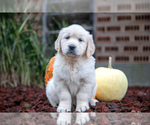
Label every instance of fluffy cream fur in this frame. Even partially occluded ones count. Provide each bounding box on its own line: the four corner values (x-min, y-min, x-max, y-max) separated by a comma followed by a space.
46, 24, 98, 112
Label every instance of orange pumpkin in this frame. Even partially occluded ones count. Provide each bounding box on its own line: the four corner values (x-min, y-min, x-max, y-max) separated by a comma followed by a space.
45, 56, 55, 86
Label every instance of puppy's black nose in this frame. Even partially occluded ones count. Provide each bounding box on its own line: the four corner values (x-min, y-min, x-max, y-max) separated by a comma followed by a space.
69, 44, 76, 50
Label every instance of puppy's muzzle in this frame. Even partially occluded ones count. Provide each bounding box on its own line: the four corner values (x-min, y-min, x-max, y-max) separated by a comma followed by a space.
67, 44, 76, 55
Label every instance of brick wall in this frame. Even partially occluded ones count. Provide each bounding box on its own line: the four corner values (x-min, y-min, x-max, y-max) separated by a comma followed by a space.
95, 13, 150, 64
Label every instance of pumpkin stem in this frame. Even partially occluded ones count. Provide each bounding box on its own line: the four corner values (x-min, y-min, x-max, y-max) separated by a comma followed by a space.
108, 56, 112, 68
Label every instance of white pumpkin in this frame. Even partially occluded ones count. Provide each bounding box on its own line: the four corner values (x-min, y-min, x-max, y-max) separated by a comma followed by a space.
95, 57, 128, 101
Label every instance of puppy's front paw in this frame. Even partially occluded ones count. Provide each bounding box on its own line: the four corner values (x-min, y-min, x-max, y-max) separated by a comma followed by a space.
57, 113, 71, 125
76, 113, 90, 125
57, 105, 71, 112
76, 104, 90, 112
90, 99, 98, 106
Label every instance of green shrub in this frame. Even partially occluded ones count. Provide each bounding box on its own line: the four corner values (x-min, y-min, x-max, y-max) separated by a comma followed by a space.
0, 13, 47, 87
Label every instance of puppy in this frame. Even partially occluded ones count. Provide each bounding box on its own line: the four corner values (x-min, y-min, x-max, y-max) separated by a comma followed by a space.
46, 24, 98, 112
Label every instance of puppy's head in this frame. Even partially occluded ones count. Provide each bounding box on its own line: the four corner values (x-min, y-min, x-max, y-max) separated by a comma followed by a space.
55, 24, 95, 58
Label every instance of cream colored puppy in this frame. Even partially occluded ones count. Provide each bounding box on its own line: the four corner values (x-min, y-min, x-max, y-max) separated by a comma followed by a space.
46, 24, 98, 112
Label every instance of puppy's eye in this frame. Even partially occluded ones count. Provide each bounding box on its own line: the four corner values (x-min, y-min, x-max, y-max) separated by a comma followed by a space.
65, 36, 70, 40
78, 38, 83, 42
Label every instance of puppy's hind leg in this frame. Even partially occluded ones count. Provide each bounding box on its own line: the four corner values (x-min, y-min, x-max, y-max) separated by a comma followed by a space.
90, 84, 98, 106
46, 79, 59, 107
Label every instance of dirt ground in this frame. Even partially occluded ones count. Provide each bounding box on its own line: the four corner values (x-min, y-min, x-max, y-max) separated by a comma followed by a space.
0, 86, 149, 112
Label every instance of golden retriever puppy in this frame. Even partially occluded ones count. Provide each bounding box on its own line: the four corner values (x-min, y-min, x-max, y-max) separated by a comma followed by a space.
46, 24, 98, 112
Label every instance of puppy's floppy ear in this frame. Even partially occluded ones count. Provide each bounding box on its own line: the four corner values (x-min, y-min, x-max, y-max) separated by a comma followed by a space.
86, 34, 95, 58
55, 29, 63, 52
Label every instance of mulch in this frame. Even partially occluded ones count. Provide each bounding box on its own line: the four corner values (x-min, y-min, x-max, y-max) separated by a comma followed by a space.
0, 86, 149, 112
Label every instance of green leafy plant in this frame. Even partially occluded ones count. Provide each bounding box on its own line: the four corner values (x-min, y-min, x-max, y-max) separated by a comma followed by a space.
0, 13, 47, 87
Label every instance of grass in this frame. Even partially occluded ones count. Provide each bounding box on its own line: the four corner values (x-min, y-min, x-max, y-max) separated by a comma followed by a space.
0, 11, 70, 88
0, 13, 47, 88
